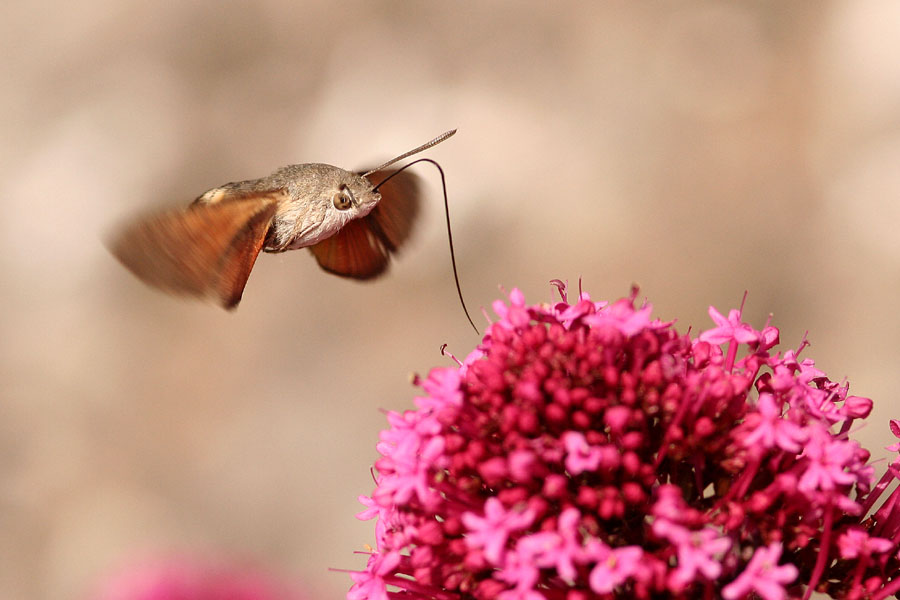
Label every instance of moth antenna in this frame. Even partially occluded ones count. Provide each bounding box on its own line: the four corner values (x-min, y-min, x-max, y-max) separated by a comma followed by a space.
362, 130, 457, 178
372, 158, 478, 334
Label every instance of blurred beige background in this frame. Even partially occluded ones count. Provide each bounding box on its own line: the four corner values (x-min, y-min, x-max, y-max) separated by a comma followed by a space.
3, 1, 899, 599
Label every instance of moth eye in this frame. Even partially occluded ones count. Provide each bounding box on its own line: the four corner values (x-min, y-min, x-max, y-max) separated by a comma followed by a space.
332, 187, 354, 211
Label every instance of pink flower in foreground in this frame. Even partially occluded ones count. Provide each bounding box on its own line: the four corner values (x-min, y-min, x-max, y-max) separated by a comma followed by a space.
587, 543, 643, 594
92, 558, 299, 600
349, 283, 900, 599
722, 543, 798, 600
463, 497, 536, 564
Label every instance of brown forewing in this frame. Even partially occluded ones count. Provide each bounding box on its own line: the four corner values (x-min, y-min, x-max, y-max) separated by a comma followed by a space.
213, 199, 280, 308
109, 193, 280, 308
308, 168, 421, 279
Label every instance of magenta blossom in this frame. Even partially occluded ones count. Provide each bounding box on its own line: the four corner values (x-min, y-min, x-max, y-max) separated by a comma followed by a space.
349, 283, 900, 599
91, 557, 300, 600
722, 543, 798, 600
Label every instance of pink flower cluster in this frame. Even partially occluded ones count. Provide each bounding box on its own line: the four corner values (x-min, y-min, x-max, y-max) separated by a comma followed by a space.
349, 283, 900, 600
92, 558, 298, 600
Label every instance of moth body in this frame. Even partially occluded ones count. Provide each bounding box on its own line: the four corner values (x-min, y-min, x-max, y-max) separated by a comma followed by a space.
109, 130, 454, 309
194, 164, 382, 252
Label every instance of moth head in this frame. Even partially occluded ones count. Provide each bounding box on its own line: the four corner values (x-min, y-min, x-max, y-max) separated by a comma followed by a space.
261, 165, 383, 251
307, 167, 380, 220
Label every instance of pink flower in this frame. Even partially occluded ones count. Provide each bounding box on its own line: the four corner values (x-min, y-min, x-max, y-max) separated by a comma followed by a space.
651, 507, 731, 589
462, 498, 536, 564
699, 306, 760, 346
837, 527, 894, 559
355, 494, 380, 521
507, 508, 582, 582
587, 543, 643, 594
798, 425, 860, 493
888, 419, 900, 452
561, 431, 605, 475
740, 393, 807, 454
583, 297, 654, 336
347, 552, 399, 600
722, 543, 798, 600
92, 558, 299, 600
668, 527, 732, 588
348, 283, 900, 599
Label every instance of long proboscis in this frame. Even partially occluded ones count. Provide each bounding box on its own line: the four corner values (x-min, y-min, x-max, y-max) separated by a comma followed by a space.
362, 130, 457, 178
372, 157, 478, 334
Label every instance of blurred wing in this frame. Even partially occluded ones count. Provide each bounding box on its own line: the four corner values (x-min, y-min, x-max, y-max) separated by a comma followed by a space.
308, 168, 421, 279
362, 167, 421, 252
109, 193, 280, 308
307, 218, 391, 279
213, 199, 280, 308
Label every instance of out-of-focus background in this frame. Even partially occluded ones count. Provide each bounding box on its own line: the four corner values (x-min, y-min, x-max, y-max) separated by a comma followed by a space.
3, 2, 899, 598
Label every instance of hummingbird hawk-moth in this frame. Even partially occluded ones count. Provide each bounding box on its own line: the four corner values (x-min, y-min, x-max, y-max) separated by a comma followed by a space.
109, 130, 475, 329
